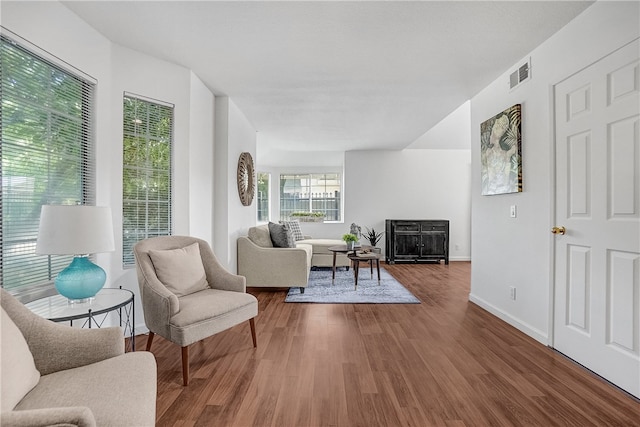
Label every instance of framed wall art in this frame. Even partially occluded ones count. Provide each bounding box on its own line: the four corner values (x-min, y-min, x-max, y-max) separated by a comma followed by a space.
480, 104, 522, 195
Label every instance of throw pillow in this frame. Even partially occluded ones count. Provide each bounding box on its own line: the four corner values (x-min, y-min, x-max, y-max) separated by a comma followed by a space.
280, 220, 304, 241
1, 307, 41, 411
268, 222, 295, 248
248, 224, 273, 248
148, 242, 209, 297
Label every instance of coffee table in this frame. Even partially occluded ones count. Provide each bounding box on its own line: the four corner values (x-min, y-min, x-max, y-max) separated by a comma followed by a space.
347, 251, 382, 290
328, 244, 372, 284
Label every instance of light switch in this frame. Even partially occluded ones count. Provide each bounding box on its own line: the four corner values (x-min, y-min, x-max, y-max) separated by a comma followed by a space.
510, 205, 517, 218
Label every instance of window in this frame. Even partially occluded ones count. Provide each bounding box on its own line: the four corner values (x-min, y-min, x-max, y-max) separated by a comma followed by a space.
257, 172, 270, 222
1, 35, 96, 294
279, 173, 341, 221
122, 94, 173, 266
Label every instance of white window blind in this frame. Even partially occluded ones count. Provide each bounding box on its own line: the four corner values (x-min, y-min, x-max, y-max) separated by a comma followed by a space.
122, 94, 173, 266
1, 34, 96, 293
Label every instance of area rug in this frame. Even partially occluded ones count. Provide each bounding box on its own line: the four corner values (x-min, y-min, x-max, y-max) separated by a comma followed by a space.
285, 267, 420, 304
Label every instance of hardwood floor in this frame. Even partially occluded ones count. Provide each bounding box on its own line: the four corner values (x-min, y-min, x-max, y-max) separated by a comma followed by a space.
139, 262, 640, 426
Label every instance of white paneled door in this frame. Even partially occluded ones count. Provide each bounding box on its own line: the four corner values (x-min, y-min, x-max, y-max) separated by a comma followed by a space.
554, 39, 640, 398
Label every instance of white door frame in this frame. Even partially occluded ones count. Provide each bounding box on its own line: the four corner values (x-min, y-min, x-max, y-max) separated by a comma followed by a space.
548, 37, 640, 350
548, 37, 640, 398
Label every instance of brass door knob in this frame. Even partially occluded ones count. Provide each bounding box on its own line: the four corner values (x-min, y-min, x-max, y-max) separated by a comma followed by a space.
551, 226, 566, 235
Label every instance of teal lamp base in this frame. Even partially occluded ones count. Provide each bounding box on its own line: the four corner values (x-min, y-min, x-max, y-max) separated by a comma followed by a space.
55, 256, 106, 301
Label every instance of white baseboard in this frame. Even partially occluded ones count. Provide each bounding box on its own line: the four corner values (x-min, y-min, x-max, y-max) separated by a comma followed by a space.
468, 293, 549, 345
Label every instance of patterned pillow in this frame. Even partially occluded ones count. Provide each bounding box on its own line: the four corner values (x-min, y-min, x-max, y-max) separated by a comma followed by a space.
268, 222, 295, 248
281, 220, 304, 241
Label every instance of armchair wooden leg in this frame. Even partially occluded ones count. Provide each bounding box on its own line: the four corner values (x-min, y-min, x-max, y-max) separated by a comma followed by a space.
146, 332, 155, 351
249, 318, 257, 348
182, 346, 189, 386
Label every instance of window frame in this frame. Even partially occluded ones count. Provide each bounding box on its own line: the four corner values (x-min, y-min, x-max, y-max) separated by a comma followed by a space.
278, 172, 343, 222
121, 92, 174, 267
0, 31, 97, 301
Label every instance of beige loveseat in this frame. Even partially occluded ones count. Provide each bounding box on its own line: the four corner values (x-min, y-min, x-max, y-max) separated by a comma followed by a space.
238, 225, 312, 293
0, 288, 157, 427
237, 224, 353, 294
237, 224, 313, 293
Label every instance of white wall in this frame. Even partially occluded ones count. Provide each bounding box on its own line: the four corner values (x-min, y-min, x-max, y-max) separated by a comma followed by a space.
408, 101, 471, 150
345, 150, 471, 260
469, 1, 640, 343
258, 149, 345, 169
189, 72, 215, 244
214, 97, 230, 263
214, 97, 257, 272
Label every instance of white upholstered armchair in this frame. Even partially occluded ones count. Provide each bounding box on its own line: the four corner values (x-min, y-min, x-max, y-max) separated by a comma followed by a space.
0, 289, 156, 427
133, 235, 258, 386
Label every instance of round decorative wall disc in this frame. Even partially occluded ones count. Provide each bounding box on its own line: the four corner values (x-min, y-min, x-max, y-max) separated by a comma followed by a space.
237, 152, 255, 206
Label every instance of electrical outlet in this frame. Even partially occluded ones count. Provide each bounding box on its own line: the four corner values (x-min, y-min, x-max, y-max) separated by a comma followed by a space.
509, 286, 517, 300
510, 205, 517, 218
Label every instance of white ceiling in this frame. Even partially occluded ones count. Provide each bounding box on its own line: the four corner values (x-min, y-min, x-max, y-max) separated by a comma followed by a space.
62, 0, 593, 155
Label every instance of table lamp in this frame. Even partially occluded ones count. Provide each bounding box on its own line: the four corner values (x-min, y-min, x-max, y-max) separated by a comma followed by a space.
36, 205, 115, 301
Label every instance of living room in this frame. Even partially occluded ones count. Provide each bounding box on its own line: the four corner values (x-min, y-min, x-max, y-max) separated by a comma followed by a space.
2, 0, 639, 425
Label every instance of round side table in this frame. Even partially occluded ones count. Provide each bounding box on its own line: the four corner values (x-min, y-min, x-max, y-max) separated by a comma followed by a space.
328, 244, 373, 284
347, 252, 382, 290
25, 287, 135, 351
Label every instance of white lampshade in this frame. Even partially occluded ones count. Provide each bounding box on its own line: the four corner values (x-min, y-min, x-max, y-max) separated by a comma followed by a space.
36, 205, 115, 255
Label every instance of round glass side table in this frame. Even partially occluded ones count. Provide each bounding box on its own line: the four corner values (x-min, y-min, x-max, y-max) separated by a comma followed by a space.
25, 287, 135, 351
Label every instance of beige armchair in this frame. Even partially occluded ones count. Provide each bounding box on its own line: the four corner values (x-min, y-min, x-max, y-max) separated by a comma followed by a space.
133, 235, 258, 386
237, 225, 313, 293
0, 289, 156, 427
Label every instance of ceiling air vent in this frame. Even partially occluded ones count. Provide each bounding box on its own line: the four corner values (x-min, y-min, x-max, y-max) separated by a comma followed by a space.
509, 58, 531, 91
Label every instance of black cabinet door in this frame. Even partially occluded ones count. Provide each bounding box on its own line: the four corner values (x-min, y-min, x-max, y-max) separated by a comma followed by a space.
394, 234, 421, 257
420, 232, 446, 257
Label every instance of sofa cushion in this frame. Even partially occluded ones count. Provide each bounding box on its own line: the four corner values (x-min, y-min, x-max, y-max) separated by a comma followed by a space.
15, 352, 157, 427
280, 220, 304, 241
297, 238, 345, 255
0, 307, 41, 412
248, 224, 273, 248
148, 242, 208, 297
171, 289, 258, 346
268, 222, 295, 248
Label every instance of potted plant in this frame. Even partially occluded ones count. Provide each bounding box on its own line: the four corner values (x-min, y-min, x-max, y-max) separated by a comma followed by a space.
364, 227, 384, 253
290, 211, 326, 222
342, 233, 358, 250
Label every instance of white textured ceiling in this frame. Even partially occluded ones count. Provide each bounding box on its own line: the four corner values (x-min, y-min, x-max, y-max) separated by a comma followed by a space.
62, 1, 593, 155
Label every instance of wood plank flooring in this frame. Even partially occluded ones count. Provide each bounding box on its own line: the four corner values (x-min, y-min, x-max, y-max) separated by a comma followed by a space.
139, 262, 640, 426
